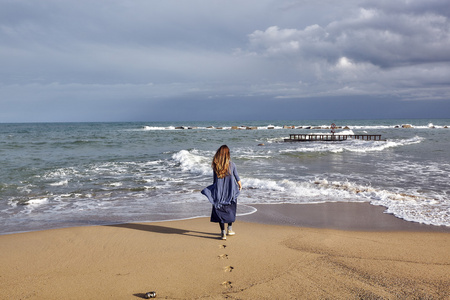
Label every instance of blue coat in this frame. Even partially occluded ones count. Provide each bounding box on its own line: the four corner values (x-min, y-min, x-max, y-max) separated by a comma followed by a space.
201, 162, 241, 209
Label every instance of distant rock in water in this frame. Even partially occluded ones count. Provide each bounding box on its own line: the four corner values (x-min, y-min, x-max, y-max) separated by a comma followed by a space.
402, 124, 413, 128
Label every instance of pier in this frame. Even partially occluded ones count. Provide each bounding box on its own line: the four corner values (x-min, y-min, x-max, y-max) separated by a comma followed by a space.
284, 134, 384, 142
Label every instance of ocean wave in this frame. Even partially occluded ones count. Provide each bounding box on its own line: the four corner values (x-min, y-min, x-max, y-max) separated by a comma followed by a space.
280, 136, 423, 154
49, 180, 68, 186
140, 123, 449, 131
26, 198, 49, 207
2, 121, 448, 235
240, 177, 449, 226
264, 137, 285, 143
143, 125, 176, 130
171, 149, 211, 176
7, 197, 50, 214
311, 179, 449, 226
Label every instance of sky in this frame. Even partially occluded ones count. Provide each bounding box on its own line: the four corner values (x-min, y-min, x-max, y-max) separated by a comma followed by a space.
1, 0, 450, 122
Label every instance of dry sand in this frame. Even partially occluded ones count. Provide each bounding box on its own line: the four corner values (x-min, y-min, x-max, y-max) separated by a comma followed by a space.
1, 204, 449, 299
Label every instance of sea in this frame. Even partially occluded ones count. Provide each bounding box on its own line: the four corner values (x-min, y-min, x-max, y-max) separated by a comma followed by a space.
1, 119, 449, 235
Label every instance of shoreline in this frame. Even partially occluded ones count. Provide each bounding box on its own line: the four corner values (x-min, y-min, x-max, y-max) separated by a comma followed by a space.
1, 202, 449, 299
240, 202, 450, 232
1, 202, 449, 236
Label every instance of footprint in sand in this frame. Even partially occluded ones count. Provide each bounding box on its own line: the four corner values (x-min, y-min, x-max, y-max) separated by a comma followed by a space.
224, 266, 234, 272
221, 281, 233, 288
218, 254, 229, 259
219, 244, 227, 249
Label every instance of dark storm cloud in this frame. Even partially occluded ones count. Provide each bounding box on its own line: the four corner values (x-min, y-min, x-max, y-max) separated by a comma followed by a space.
0, 0, 449, 122
242, 2, 450, 103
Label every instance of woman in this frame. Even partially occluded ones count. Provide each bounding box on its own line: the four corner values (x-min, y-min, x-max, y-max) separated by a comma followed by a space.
201, 145, 242, 240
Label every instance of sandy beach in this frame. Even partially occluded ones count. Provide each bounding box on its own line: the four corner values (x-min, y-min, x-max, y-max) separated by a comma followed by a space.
1, 203, 449, 299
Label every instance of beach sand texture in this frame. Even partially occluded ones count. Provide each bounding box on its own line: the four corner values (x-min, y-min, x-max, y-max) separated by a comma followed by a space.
1, 205, 449, 300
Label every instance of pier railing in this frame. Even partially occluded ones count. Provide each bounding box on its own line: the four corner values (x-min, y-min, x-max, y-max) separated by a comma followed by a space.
284, 134, 383, 142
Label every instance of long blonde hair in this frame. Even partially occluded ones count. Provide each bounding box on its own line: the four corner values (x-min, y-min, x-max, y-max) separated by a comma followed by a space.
212, 145, 231, 178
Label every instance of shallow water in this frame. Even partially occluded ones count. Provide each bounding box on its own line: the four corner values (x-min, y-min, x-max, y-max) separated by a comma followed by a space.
1, 119, 449, 234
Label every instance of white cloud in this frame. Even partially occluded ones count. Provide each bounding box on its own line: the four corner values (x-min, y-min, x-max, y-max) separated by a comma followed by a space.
336, 57, 353, 68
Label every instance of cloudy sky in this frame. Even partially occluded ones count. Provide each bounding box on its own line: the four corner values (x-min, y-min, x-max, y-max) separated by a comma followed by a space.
1, 0, 449, 122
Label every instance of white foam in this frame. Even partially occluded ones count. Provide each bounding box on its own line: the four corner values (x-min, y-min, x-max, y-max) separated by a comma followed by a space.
258, 124, 283, 130
17, 184, 33, 194
172, 150, 211, 175
143, 160, 163, 166
370, 191, 449, 226
18, 198, 49, 214
139, 123, 449, 131
50, 180, 68, 186
239, 177, 449, 226
281, 136, 423, 154
265, 137, 285, 143
27, 198, 49, 207
244, 178, 286, 192
338, 130, 355, 135
143, 126, 175, 130
242, 178, 363, 203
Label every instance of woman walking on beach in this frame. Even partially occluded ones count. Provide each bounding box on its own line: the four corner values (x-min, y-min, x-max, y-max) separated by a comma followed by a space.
201, 145, 242, 240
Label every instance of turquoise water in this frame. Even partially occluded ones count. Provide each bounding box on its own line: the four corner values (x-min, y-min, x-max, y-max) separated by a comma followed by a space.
1, 119, 449, 234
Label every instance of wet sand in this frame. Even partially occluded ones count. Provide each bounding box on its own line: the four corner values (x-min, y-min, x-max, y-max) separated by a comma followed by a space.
241, 202, 450, 232
0, 203, 449, 299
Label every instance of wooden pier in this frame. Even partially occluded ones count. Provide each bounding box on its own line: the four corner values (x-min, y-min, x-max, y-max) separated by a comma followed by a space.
284, 134, 384, 142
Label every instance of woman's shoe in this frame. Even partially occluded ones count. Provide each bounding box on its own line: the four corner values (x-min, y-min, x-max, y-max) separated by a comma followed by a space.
227, 230, 235, 236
